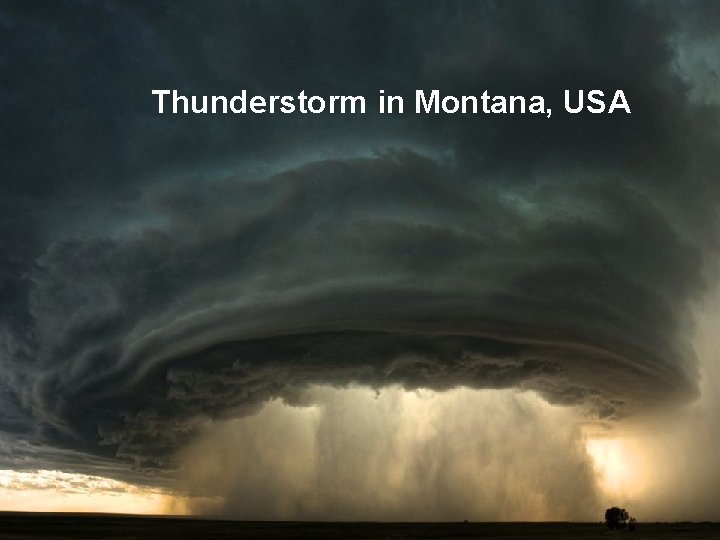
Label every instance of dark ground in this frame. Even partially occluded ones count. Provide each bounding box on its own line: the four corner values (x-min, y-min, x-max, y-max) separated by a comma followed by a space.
0, 513, 718, 540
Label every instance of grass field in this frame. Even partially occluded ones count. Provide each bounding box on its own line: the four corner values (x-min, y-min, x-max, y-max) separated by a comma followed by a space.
0, 513, 719, 539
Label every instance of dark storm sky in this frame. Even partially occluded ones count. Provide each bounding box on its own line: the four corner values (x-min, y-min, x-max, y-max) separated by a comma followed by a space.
0, 0, 719, 481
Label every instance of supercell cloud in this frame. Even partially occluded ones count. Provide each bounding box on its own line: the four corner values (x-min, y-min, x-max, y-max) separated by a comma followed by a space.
1, 0, 719, 509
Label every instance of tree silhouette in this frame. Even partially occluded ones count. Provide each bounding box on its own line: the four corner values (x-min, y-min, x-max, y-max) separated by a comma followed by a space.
604, 507, 629, 529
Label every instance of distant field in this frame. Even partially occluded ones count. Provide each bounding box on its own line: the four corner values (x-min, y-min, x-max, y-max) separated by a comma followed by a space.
0, 513, 718, 539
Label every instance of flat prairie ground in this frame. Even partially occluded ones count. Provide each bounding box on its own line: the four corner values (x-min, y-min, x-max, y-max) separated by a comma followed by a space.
0, 513, 718, 539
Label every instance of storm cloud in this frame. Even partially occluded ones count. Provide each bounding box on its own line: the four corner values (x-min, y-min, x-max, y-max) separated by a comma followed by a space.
1, 0, 719, 513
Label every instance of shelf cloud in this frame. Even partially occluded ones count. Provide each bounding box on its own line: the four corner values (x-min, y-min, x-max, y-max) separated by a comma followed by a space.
1, 0, 718, 518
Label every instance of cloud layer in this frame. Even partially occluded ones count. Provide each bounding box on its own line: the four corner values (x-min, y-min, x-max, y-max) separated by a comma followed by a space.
1, 0, 719, 506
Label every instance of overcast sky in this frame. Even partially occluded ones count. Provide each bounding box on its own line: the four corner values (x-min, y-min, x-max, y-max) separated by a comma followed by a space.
1, 0, 719, 520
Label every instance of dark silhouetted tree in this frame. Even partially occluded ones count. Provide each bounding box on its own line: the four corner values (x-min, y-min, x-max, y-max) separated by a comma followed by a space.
605, 507, 629, 529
